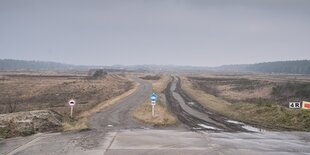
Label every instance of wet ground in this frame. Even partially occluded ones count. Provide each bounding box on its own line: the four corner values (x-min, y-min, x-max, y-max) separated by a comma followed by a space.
1, 76, 310, 155
104, 129, 310, 155
165, 76, 263, 132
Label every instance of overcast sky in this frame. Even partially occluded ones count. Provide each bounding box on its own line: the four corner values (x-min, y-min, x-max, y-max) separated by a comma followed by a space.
0, 0, 309, 66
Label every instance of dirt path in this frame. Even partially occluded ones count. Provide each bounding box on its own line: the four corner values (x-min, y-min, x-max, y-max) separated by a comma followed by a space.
165, 76, 254, 132
90, 77, 153, 130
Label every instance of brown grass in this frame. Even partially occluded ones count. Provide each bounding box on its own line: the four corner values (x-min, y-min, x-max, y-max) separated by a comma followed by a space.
62, 117, 89, 131
133, 75, 176, 125
132, 99, 176, 126
230, 103, 310, 131
0, 74, 132, 114
151, 75, 171, 93
186, 72, 310, 83
188, 76, 273, 102
218, 85, 273, 101
63, 81, 139, 131
0, 73, 137, 131
181, 76, 310, 131
181, 77, 232, 114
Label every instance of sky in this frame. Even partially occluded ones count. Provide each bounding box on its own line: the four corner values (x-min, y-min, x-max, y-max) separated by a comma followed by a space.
0, 0, 310, 66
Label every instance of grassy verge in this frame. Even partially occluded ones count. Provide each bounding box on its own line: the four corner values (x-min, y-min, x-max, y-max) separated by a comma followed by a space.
133, 75, 177, 126
62, 82, 139, 131
0, 120, 35, 138
132, 99, 176, 126
181, 77, 310, 131
151, 75, 171, 93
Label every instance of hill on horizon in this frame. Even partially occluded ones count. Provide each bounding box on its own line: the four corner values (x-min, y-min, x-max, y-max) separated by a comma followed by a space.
0, 59, 76, 71
0, 59, 310, 74
213, 60, 310, 74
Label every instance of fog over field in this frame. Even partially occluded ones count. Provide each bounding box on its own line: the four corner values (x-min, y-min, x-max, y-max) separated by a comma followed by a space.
0, 0, 309, 66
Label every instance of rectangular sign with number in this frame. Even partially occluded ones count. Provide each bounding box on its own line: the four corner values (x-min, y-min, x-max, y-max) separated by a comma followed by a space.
289, 102, 301, 109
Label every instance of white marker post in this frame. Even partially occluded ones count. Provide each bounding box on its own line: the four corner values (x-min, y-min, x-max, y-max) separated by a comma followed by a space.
68, 99, 76, 117
152, 103, 155, 117
150, 93, 157, 117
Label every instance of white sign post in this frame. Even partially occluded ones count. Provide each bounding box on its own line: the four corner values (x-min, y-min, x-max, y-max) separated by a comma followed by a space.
151, 103, 155, 117
68, 99, 76, 117
150, 93, 157, 117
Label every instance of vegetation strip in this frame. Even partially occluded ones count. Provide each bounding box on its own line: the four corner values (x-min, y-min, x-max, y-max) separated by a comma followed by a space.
132, 75, 176, 126
181, 76, 310, 131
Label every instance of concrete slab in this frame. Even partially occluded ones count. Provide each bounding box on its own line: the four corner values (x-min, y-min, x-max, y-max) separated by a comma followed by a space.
104, 129, 310, 155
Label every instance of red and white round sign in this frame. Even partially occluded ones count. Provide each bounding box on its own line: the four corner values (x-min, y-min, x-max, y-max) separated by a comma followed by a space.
68, 99, 76, 106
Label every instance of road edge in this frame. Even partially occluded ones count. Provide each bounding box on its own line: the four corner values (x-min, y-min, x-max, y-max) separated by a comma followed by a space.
63, 79, 140, 131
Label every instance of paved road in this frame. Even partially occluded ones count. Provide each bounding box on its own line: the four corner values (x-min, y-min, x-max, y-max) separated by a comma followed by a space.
0, 78, 152, 155
103, 129, 310, 155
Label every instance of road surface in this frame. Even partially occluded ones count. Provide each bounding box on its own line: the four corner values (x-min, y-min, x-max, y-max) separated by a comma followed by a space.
104, 129, 310, 155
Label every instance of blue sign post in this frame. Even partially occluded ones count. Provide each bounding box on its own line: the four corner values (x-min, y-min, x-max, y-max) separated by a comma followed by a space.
150, 93, 157, 104
150, 93, 157, 117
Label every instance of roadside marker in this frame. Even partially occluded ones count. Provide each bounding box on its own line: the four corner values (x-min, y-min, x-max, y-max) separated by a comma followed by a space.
68, 99, 76, 117
289, 102, 301, 109
302, 101, 310, 109
150, 93, 157, 117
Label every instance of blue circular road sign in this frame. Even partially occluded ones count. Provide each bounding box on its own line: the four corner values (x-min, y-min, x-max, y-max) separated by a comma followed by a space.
150, 93, 157, 102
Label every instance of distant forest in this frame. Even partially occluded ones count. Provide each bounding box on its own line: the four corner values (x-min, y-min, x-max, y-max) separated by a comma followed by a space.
0, 59, 75, 71
214, 60, 310, 74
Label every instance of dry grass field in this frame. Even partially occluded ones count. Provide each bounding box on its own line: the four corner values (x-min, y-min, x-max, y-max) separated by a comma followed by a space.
188, 76, 273, 103
0, 71, 139, 136
0, 73, 133, 117
187, 73, 310, 105
132, 99, 177, 126
181, 73, 310, 131
150, 75, 171, 93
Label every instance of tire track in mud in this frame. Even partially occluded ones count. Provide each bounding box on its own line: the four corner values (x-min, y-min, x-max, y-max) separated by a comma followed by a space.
165, 76, 248, 132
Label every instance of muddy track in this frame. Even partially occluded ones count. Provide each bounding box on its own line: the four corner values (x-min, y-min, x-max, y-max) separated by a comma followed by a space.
165, 76, 248, 132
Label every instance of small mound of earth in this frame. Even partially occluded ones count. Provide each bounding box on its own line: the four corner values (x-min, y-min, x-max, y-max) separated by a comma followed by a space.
0, 110, 63, 138
140, 75, 161, 80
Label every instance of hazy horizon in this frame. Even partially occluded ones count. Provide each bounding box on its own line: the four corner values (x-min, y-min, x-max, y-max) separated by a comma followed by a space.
2, 58, 310, 68
1, 0, 310, 67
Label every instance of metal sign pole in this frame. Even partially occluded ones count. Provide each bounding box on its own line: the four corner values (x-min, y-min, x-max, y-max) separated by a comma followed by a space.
152, 104, 155, 117
150, 93, 157, 118
70, 106, 73, 117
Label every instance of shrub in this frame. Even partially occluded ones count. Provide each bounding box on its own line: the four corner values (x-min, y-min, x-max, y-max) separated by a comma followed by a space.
272, 82, 310, 99
256, 98, 273, 107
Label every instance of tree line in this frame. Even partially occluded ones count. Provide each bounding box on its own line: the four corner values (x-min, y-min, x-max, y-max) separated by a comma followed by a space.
214, 60, 310, 74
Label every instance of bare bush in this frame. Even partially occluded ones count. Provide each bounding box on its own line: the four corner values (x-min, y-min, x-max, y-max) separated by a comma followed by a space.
5, 95, 17, 113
